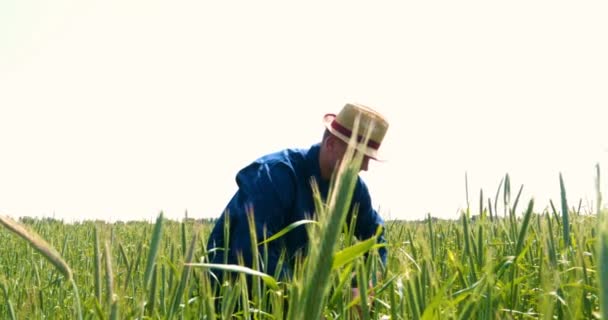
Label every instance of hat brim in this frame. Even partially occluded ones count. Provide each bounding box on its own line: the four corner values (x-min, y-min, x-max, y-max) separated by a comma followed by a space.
323, 113, 385, 162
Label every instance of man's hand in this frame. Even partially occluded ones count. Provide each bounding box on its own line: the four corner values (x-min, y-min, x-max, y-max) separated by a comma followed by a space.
350, 278, 376, 319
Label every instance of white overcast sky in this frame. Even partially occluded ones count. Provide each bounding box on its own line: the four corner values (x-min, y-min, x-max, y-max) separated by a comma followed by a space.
1, 1, 607, 222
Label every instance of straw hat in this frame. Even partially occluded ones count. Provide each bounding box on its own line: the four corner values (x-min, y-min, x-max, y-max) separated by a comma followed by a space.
323, 103, 389, 160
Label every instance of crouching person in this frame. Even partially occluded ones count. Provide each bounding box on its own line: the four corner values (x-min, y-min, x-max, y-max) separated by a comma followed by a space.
206, 102, 390, 317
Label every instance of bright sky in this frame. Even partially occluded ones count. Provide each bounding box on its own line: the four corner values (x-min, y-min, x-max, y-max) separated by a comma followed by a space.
1, 1, 607, 222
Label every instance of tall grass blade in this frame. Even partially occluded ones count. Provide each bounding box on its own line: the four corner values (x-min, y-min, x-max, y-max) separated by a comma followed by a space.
181, 218, 187, 258
168, 230, 198, 319
462, 211, 471, 261
427, 213, 436, 258
511, 184, 524, 216
118, 243, 130, 271
515, 199, 534, 260
160, 264, 167, 315
465, 172, 470, 210
504, 173, 511, 217
545, 212, 558, 267
104, 241, 119, 320
94, 226, 102, 305
493, 177, 504, 219
549, 200, 562, 227
560, 173, 571, 247
600, 219, 608, 320
1, 277, 16, 320
479, 189, 484, 217
104, 241, 114, 304
245, 209, 263, 306
597, 163, 602, 215
477, 219, 484, 269
124, 242, 142, 291
599, 163, 608, 320
355, 260, 371, 320
70, 278, 83, 320
147, 265, 158, 317
508, 199, 534, 311
144, 212, 164, 289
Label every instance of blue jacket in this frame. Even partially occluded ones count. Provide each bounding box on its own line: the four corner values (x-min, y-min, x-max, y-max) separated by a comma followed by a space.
206, 143, 387, 279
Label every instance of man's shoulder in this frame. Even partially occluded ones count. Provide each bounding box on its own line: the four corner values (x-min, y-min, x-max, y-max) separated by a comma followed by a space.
235, 145, 315, 188
254, 144, 316, 168
353, 176, 372, 200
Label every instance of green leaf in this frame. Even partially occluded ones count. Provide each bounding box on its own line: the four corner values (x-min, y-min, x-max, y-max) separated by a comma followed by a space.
331, 228, 385, 270
144, 212, 164, 289
186, 263, 279, 290
332, 237, 381, 270
258, 220, 318, 245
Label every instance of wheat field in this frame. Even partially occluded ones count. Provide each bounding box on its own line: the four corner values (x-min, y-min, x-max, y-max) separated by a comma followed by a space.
0, 157, 605, 319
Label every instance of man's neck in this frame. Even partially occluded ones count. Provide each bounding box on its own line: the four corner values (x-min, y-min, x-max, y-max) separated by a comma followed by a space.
318, 147, 332, 181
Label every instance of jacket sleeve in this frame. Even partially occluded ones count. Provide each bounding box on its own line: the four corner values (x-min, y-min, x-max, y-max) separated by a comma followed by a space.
352, 181, 387, 266
223, 160, 296, 278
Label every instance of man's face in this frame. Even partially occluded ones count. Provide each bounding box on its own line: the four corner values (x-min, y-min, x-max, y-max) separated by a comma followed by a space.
328, 137, 370, 173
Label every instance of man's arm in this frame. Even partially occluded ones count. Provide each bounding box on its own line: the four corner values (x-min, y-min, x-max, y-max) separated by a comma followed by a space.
352, 182, 387, 266
227, 161, 296, 278
350, 182, 387, 317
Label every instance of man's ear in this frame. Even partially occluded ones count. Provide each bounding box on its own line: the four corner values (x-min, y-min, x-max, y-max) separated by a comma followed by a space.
324, 135, 338, 151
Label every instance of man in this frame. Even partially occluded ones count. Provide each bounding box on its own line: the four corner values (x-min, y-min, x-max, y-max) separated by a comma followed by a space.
206, 102, 389, 284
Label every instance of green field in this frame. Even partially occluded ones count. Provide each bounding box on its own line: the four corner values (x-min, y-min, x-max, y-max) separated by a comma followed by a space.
0, 208, 606, 319
1, 157, 606, 319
